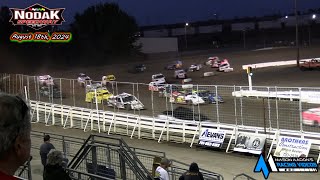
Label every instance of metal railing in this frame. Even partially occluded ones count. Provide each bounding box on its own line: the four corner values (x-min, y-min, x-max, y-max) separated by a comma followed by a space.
168, 159, 224, 180
233, 173, 257, 180
30, 131, 224, 180
14, 156, 32, 180
67, 134, 154, 180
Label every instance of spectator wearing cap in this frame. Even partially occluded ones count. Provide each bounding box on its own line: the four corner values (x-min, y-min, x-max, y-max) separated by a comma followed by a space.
179, 162, 204, 180
40, 135, 55, 168
0, 93, 31, 180
155, 157, 171, 180
43, 149, 71, 180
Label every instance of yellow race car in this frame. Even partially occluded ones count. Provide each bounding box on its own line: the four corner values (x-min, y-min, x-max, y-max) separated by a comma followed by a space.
102, 75, 116, 86
85, 89, 113, 103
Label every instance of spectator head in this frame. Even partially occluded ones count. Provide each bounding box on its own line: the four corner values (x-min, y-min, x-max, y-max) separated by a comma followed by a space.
0, 93, 31, 175
44, 135, 51, 142
160, 157, 172, 169
189, 162, 200, 172
47, 149, 64, 166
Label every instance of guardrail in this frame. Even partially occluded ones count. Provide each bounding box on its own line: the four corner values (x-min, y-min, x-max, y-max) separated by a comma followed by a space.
29, 100, 320, 164
242, 57, 320, 69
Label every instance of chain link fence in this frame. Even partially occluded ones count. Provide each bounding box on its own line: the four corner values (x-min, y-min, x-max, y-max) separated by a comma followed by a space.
1, 73, 320, 133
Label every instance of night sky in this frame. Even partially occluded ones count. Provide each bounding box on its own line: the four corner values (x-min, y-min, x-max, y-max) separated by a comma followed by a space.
1, 0, 320, 27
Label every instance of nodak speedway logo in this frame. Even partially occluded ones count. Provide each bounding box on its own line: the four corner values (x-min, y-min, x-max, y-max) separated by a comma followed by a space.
254, 154, 318, 179
9, 3, 71, 43
9, 3, 65, 30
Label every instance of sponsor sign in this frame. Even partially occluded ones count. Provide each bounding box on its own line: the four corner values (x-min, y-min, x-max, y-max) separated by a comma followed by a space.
198, 128, 226, 148
233, 133, 266, 154
9, 3, 65, 30
254, 154, 318, 179
274, 136, 312, 157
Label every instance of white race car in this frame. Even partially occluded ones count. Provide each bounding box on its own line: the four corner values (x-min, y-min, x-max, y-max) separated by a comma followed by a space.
174, 69, 187, 79
106, 93, 144, 110
189, 64, 202, 72
152, 73, 166, 84
218, 60, 233, 72
169, 94, 205, 105
148, 82, 166, 91
205, 57, 220, 66
37, 75, 54, 86
77, 73, 91, 87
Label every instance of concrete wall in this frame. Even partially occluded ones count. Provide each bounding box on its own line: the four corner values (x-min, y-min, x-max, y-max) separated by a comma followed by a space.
259, 20, 281, 29
143, 29, 168, 37
172, 27, 195, 36
231, 22, 255, 31
135, 37, 178, 54
199, 25, 222, 33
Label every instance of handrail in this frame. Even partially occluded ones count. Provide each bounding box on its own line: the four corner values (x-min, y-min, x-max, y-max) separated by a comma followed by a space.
66, 167, 115, 180
68, 134, 93, 169
233, 173, 257, 180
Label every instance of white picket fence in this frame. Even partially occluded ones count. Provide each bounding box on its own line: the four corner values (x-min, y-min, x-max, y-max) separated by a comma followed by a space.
29, 100, 320, 163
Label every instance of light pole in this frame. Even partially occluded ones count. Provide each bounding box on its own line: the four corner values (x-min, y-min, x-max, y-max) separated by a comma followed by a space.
242, 30, 246, 49
295, 0, 300, 67
309, 14, 316, 46
185, 23, 189, 49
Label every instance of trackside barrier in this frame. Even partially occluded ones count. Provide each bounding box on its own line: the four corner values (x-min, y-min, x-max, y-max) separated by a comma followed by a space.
29, 100, 320, 163
242, 57, 320, 70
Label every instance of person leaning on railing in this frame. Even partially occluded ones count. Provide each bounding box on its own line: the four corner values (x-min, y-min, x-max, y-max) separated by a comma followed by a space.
179, 162, 204, 180
0, 93, 32, 180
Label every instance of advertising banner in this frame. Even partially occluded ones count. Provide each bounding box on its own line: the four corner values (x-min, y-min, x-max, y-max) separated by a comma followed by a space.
198, 128, 226, 148
234, 133, 266, 154
274, 136, 312, 157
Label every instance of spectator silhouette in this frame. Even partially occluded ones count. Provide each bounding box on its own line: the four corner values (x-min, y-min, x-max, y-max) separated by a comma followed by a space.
43, 150, 71, 180
40, 135, 55, 168
0, 93, 31, 179
179, 162, 204, 180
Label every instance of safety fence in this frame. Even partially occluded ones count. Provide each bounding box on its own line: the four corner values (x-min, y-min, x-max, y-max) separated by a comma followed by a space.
1, 73, 320, 133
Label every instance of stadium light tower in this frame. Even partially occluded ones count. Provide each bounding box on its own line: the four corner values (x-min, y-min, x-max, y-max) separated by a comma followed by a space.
185, 23, 189, 49
295, 0, 300, 67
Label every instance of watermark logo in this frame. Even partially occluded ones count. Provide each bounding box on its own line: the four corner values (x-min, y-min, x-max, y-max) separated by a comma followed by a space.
254, 154, 318, 179
9, 3, 65, 30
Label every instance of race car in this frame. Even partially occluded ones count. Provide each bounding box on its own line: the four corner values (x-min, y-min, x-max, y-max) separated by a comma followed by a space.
188, 90, 224, 104
158, 85, 181, 98
157, 107, 210, 121
165, 60, 183, 70
106, 93, 144, 110
174, 69, 187, 79
102, 75, 116, 86
135, 64, 146, 72
188, 64, 202, 72
152, 73, 166, 84
39, 85, 65, 98
205, 57, 220, 66
302, 107, 320, 126
217, 59, 233, 72
169, 94, 205, 105
148, 82, 166, 91
37, 75, 54, 86
86, 83, 104, 92
300, 59, 320, 71
85, 89, 113, 103
77, 73, 91, 87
